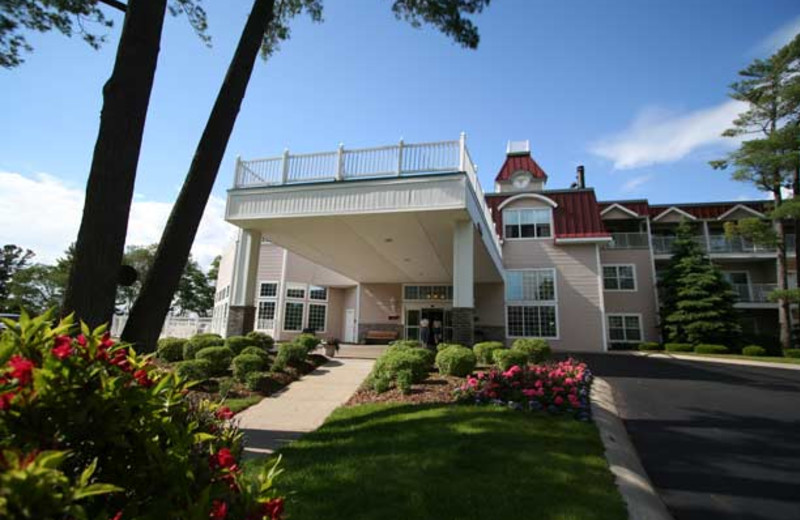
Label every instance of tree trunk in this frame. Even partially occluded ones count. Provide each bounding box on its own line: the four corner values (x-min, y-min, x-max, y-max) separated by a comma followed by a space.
62, 0, 168, 328
122, 0, 276, 350
776, 210, 792, 350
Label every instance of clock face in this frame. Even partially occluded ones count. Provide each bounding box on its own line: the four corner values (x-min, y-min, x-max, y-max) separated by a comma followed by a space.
512, 174, 531, 189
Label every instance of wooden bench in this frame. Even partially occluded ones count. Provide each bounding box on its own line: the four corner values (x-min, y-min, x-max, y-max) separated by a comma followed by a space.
364, 330, 399, 344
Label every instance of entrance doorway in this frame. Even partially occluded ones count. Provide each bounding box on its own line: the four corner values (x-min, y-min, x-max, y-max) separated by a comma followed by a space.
405, 306, 453, 345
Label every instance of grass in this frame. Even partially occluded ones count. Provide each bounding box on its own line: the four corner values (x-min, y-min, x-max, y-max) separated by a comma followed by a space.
247, 403, 626, 520
666, 351, 800, 365
224, 394, 264, 414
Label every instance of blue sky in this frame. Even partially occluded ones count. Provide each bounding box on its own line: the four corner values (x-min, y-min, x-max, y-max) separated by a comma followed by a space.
1, 0, 799, 264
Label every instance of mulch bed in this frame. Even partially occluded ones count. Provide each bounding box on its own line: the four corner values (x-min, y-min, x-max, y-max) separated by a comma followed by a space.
346, 371, 464, 406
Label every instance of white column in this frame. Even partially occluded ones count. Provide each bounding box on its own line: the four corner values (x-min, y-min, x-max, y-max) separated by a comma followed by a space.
453, 220, 474, 307
230, 229, 261, 307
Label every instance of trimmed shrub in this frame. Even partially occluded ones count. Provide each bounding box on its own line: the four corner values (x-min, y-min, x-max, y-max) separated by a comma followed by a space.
370, 347, 432, 388
783, 349, 800, 358
293, 333, 320, 354
195, 346, 234, 376
694, 344, 729, 355
389, 339, 422, 349
184, 333, 224, 360
246, 331, 274, 351
436, 342, 464, 352
274, 343, 308, 370
174, 358, 213, 382
240, 345, 270, 361
372, 373, 391, 394
245, 371, 273, 392
493, 349, 529, 371
473, 342, 505, 364
218, 377, 235, 398
638, 342, 663, 351
665, 343, 693, 353
396, 369, 414, 395
157, 337, 187, 362
224, 336, 253, 356
511, 338, 551, 363
742, 345, 767, 357
435, 346, 477, 377
232, 354, 267, 382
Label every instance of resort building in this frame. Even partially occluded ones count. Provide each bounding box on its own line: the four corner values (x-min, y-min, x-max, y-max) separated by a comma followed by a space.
211, 136, 788, 351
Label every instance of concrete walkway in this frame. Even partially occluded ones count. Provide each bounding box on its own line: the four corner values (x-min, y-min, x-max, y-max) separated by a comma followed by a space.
237, 357, 374, 455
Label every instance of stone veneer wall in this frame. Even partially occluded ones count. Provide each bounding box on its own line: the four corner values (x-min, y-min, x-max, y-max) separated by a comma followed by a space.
226, 305, 255, 337
451, 307, 474, 346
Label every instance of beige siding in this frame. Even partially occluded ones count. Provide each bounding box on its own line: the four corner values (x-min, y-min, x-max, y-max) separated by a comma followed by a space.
359, 284, 402, 324
257, 243, 284, 283
284, 250, 356, 287
599, 248, 659, 342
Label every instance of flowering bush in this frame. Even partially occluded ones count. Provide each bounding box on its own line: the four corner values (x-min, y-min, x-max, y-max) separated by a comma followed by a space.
454, 358, 593, 420
0, 311, 285, 519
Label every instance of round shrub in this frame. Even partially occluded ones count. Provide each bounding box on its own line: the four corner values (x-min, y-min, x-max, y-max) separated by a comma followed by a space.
224, 335, 253, 355
389, 339, 422, 349
195, 346, 234, 376
435, 346, 477, 377
293, 333, 320, 354
396, 369, 414, 395
492, 349, 528, 371
240, 345, 270, 361
742, 345, 767, 357
246, 331, 274, 351
436, 342, 464, 352
473, 341, 505, 364
638, 342, 663, 351
512, 338, 551, 363
157, 337, 187, 362
184, 333, 224, 360
274, 343, 308, 370
783, 349, 800, 358
245, 371, 274, 392
694, 344, 729, 355
175, 358, 213, 382
371, 349, 431, 384
371, 373, 391, 393
664, 343, 693, 353
232, 354, 267, 382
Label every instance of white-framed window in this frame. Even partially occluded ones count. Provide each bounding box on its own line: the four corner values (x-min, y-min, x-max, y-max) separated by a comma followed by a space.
403, 285, 453, 301
506, 268, 558, 338
607, 314, 642, 343
260, 282, 278, 298
256, 301, 276, 330
284, 301, 304, 331
503, 208, 552, 239
286, 284, 306, 300
308, 303, 327, 332
309, 285, 328, 301
603, 264, 636, 291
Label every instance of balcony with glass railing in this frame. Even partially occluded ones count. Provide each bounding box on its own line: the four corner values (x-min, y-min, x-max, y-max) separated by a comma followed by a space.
652, 234, 796, 256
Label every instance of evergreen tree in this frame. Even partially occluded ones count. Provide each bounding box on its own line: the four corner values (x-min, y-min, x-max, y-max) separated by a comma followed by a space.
659, 221, 740, 345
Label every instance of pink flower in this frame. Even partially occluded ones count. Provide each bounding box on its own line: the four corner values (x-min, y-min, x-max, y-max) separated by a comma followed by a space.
133, 369, 153, 388
261, 497, 285, 520
209, 500, 228, 520
554, 396, 564, 406
216, 406, 235, 420
8, 355, 34, 386
522, 389, 537, 397
0, 390, 15, 410
111, 511, 123, 520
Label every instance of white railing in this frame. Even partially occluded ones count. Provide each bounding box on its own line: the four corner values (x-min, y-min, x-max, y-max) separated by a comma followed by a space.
605, 232, 650, 249
110, 314, 213, 340
234, 134, 503, 255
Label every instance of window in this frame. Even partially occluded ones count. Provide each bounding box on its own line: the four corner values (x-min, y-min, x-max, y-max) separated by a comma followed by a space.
403, 285, 453, 301
503, 208, 552, 239
286, 284, 306, 299
260, 282, 278, 298
256, 301, 276, 330
506, 269, 558, 338
284, 302, 304, 331
603, 265, 636, 291
309, 285, 328, 301
308, 303, 327, 331
608, 314, 642, 342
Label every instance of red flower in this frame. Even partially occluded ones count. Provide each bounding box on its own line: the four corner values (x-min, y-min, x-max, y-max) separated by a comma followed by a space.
209, 447, 238, 471
76, 334, 87, 347
100, 332, 115, 349
8, 355, 34, 386
209, 500, 228, 520
110, 511, 123, 520
133, 369, 153, 388
0, 391, 15, 410
261, 497, 285, 520
51, 337, 73, 360
215, 406, 234, 420
109, 349, 132, 372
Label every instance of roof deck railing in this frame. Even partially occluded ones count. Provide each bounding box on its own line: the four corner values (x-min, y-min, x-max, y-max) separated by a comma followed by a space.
233, 134, 502, 254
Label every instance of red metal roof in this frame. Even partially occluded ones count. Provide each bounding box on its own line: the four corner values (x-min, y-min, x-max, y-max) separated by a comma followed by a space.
598, 200, 650, 217
486, 189, 610, 239
648, 200, 770, 220
494, 153, 549, 182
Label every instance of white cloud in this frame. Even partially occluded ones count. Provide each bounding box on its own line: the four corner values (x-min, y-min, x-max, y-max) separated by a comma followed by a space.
590, 100, 746, 170
752, 15, 800, 56
621, 174, 653, 193
0, 172, 234, 268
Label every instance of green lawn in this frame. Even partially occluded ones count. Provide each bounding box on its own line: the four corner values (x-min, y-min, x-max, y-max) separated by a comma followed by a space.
224, 395, 264, 413
657, 351, 800, 365
247, 403, 626, 520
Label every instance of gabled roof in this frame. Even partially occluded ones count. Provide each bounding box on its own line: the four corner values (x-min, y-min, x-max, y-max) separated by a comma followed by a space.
600, 203, 640, 218
716, 204, 765, 220
598, 200, 650, 217
494, 153, 548, 182
647, 200, 771, 220
486, 189, 610, 239
652, 206, 697, 222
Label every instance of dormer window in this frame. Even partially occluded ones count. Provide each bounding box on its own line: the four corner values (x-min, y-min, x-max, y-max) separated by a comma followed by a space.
503, 208, 552, 239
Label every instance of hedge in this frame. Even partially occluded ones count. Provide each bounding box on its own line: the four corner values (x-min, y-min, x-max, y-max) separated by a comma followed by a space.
664, 343, 693, 353
473, 342, 505, 364
783, 349, 800, 358
195, 346, 234, 376
435, 346, 477, 377
492, 349, 528, 371
232, 354, 267, 382
240, 346, 270, 361
157, 337, 187, 362
294, 334, 320, 354
511, 338, 551, 363
694, 344, 729, 355
174, 359, 213, 382
184, 334, 225, 360
224, 336, 253, 356
246, 331, 274, 350
742, 345, 767, 357
435, 342, 465, 352
273, 343, 308, 371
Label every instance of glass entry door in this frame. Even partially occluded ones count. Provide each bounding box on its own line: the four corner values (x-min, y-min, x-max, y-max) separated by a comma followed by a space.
405, 306, 453, 343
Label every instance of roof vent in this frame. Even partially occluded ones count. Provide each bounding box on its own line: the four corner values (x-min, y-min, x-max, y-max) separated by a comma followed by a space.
506, 140, 530, 155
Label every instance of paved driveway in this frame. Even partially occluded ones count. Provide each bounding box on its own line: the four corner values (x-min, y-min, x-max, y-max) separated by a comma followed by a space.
580, 353, 800, 520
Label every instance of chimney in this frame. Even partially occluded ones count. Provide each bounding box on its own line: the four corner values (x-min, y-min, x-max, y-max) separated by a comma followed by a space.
577, 165, 585, 189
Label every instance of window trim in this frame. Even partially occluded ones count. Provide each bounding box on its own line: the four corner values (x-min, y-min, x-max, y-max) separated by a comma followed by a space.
256, 300, 277, 331
285, 283, 307, 300
607, 313, 643, 343
602, 264, 637, 292
402, 283, 454, 302
307, 302, 328, 333
505, 268, 559, 339
283, 301, 305, 332
308, 285, 328, 302
502, 207, 554, 241
259, 281, 279, 299
505, 268, 558, 303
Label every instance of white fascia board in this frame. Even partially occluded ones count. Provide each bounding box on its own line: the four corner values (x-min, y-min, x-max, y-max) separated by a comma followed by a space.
600, 203, 639, 218
652, 206, 697, 222
717, 204, 765, 220
555, 236, 613, 244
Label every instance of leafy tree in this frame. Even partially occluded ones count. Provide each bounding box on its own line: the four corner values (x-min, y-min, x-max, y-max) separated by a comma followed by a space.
123, 0, 492, 349
173, 257, 215, 316
659, 222, 740, 345
0, 244, 34, 311
6, 263, 64, 314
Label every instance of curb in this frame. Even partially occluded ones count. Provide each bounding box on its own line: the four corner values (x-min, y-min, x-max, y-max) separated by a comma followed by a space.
591, 377, 674, 520
629, 351, 800, 371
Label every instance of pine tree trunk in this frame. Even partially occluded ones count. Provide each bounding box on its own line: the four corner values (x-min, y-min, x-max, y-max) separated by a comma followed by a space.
776, 218, 792, 350
62, 0, 168, 328
121, 0, 276, 350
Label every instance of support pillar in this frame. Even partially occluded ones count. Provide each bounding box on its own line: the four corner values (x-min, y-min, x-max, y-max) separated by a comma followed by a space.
453, 220, 475, 345
226, 228, 261, 337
